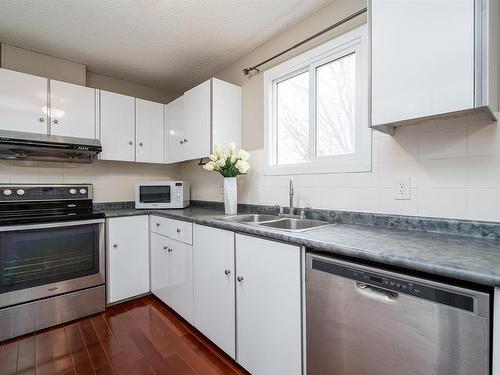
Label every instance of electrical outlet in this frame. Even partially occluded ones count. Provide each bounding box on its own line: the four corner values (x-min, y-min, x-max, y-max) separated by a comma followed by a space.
393, 178, 411, 200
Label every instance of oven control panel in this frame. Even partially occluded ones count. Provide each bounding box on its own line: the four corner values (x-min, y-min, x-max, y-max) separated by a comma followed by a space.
0, 185, 93, 201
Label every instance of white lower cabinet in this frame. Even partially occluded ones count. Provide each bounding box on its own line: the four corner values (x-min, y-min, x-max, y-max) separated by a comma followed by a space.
107, 216, 149, 304
235, 234, 302, 375
150, 216, 193, 324
193, 225, 303, 374
150, 232, 171, 304
193, 225, 236, 358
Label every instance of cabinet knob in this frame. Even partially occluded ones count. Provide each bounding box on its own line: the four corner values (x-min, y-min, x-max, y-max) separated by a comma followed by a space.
156, 222, 160, 227
237, 276, 244, 282
129, 141, 133, 145
183, 138, 188, 143
224, 269, 231, 275
163, 245, 168, 250
53, 119, 59, 124
39, 117, 45, 122
139, 142, 143, 146
176, 228, 181, 233
180, 140, 184, 144
113, 243, 118, 248
168, 248, 173, 253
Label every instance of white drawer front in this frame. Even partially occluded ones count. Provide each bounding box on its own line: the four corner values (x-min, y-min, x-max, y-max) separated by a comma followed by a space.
150, 215, 193, 245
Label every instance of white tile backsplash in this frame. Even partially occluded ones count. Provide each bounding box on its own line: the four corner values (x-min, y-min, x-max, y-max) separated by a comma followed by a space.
418, 189, 467, 219
418, 158, 467, 188
417, 127, 467, 160
4, 113, 500, 221
179, 113, 500, 222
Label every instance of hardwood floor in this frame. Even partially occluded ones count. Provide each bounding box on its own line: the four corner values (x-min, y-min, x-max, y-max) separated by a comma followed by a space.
0, 295, 248, 375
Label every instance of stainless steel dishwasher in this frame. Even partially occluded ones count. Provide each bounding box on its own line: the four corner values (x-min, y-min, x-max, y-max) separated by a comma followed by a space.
306, 254, 491, 375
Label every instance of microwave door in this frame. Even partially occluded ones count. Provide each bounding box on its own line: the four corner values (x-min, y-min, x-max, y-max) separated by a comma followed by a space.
139, 185, 171, 204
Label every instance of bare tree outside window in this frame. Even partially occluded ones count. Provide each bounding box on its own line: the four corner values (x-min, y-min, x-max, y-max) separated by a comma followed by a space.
276, 71, 309, 165
316, 53, 356, 157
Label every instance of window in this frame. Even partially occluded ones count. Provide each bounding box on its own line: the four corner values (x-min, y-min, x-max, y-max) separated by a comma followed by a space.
264, 25, 370, 175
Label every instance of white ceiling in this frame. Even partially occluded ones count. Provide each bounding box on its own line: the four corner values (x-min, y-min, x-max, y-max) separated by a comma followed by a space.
0, 0, 331, 93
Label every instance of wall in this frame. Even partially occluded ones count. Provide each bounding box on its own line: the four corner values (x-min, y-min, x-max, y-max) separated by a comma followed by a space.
1, 43, 87, 85
0, 160, 180, 203
0, 45, 181, 202
86, 72, 179, 104
0, 43, 180, 103
180, 0, 500, 222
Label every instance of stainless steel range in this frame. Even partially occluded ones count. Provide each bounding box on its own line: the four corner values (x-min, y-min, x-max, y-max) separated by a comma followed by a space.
0, 184, 105, 341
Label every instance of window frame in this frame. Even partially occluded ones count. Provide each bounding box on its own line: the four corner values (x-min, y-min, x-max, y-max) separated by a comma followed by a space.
264, 25, 371, 175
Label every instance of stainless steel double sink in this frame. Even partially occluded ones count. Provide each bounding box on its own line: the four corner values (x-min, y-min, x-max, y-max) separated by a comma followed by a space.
222, 213, 332, 232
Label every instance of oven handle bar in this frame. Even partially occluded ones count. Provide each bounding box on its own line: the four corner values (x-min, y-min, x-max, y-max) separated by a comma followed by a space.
0, 219, 105, 232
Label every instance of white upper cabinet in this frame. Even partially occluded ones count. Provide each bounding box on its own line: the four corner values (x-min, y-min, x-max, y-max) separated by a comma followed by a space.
212, 78, 241, 150
171, 78, 241, 163
370, 0, 498, 132
99, 90, 136, 161
183, 79, 211, 160
0, 68, 48, 134
165, 96, 185, 163
50, 79, 97, 139
135, 98, 164, 163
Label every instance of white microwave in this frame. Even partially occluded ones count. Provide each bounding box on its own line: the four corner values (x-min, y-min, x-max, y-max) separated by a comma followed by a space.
135, 181, 190, 209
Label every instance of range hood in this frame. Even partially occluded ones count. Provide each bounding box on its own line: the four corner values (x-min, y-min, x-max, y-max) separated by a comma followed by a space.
0, 130, 102, 163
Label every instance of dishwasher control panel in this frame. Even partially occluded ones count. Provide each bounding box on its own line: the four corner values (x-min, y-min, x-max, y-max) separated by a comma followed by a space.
312, 258, 475, 313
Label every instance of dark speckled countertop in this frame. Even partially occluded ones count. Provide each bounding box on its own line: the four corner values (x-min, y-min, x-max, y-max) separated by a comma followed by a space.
97, 206, 500, 287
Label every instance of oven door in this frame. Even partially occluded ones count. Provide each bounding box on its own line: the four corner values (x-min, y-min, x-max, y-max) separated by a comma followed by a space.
135, 183, 173, 208
0, 219, 104, 308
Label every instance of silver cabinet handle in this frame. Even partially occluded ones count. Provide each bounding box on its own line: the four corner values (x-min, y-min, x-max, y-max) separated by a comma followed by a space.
176, 228, 181, 233
113, 244, 118, 248
183, 138, 188, 143
168, 248, 173, 253
163, 245, 168, 250
139, 142, 143, 146
53, 119, 59, 124
180, 140, 184, 144
39, 117, 45, 122
224, 269, 231, 275
156, 222, 160, 227
237, 276, 244, 282
129, 141, 133, 145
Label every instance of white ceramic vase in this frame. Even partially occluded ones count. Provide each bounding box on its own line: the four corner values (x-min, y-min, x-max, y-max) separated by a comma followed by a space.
224, 177, 237, 215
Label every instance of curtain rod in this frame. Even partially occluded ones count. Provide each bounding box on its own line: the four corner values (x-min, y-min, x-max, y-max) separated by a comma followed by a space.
242, 7, 368, 76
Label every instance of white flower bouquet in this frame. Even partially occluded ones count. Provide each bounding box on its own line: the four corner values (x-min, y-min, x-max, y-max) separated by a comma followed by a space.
203, 143, 250, 177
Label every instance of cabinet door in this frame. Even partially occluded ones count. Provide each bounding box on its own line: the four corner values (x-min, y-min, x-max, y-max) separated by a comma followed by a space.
0, 68, 48, 134
168, 237, 193, 324
150, 232, 170, 305
193, 225, 235, 358
235, 234, 302, 375
99, 90, 135, 161
50, 80, 96, 139
107, 216, 149, 303
165, 96, 185, 163
135, 98, 164, 163
212, 78, 241, 150
371, 0, 474, 126
183, 80, 211, 160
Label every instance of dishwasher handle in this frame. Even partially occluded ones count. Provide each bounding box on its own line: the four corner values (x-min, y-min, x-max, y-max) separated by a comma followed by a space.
356, 282, 398, 303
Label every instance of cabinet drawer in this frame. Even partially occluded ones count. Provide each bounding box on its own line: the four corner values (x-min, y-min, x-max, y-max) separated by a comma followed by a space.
150, 215, 193, 245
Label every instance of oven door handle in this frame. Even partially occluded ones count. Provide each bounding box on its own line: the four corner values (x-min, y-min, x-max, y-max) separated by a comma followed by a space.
0, 219, 105, 232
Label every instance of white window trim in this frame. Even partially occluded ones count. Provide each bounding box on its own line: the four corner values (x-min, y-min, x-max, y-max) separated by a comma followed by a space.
264, 24, 371, 176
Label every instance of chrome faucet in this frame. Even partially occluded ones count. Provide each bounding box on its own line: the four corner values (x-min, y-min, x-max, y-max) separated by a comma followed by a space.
289, 177, 294, 215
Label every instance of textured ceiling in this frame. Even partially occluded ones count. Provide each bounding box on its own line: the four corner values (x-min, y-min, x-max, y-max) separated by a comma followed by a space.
0, 0, 331, 92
